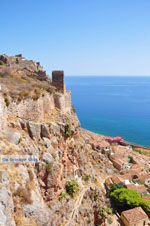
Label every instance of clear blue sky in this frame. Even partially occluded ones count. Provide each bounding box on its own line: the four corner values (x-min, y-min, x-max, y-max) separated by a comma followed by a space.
1, 0, 150, 75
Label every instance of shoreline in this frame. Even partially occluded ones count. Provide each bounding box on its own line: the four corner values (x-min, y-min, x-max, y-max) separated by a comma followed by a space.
81, 128, 150, 150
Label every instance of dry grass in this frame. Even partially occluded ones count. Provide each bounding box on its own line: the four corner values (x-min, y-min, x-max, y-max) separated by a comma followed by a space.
28, 169, 34, 181
44, 108, 59, 123
14, 213, 37, 226
19, 186, 33, 204
0, 65, 54, 102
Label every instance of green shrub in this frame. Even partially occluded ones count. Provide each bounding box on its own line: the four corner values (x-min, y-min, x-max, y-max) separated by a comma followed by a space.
93, 193, 99, 201
66, 179, 79, 198
16, 58, 19, 64
106, 208, 113, 215
15, 54, 22, 57
93, 177, 97, 183
98, 208, 107, 218
109, 187, 150, 216
141, 200, 150, 216
107, 183, 124, 197
107, 218, 113, 224
19, 90, 29, 100
58, 191, 67, 201
65, 124, 71, 138
72, 104, 76, 113
0, 60, 6, 66
128, 155, 136, 164
110, 188, 141, 210
46, 162, 53, 172
85, 174, 91, 181
132, 147, 148, 155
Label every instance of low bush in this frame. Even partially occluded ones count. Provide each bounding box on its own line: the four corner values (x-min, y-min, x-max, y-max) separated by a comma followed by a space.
66, 179, 79, 198
107, 218, 113, 224
0, 60, 6, 66
72, 104, 76, 113
58, 191, 67, 201
32, 88, 41, 100
128, 155, 136, 164
132, 147, 148, 155
93, 193, 99, 201
16, 58, 19, 64
19, 90, 29, 100
85, 174, 91, 181
106, 208, 113, 215
65, 124, 71, 138
46, 162, 53, 172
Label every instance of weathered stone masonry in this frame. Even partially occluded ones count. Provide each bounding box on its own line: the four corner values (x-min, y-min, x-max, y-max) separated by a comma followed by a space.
52, 71, 65, 94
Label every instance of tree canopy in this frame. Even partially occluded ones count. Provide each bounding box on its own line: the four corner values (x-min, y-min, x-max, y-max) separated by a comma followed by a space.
110, 188, 142, 210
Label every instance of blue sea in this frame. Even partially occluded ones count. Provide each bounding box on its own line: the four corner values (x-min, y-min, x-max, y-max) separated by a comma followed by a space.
65, 76, 150, 147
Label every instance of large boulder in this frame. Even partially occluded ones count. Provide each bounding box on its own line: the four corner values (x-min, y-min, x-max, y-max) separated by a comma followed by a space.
22, 190, 52, 225
0, 171, 16, 226
5, 128, 21, 145
41, 124, 50, 139
42, 153, 54, 164
27, 121, 41, 140
49, 122, 60, 136
43, 137, 51, 148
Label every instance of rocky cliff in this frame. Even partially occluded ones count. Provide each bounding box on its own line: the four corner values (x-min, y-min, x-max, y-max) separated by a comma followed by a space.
0, 55, 115, 226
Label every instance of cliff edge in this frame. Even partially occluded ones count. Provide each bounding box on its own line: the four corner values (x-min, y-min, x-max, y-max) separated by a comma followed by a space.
0, 55, 114, 226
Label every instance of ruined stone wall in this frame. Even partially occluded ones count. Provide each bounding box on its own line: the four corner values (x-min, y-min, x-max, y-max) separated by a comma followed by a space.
6, 93, 55, 123
52, 71, 65, 94
1, 90, 73, 129
53, 91, 72, 113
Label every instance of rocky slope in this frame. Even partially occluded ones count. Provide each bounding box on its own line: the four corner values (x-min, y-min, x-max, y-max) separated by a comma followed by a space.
0, 55, 115, 226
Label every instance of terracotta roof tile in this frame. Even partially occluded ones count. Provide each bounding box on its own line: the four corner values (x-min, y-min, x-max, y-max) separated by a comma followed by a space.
111, 175, 122, 184
105, 177, 113, 189
125, 184, 147, 193
121, 207, 148, 223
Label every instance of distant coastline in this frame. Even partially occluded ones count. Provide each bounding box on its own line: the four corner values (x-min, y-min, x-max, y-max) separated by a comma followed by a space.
81, 128, 150, 150
66, 76, 150, 147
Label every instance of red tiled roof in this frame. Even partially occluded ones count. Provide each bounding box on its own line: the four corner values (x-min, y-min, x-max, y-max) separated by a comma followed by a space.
121, 207, 148, 223
140, 173, 150, 180
105, 177, 113, 189
111, 175, 122, 184
125, 184, 147, 193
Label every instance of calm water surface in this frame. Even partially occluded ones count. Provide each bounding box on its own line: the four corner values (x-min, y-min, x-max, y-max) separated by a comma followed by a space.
65, 76, 150, 147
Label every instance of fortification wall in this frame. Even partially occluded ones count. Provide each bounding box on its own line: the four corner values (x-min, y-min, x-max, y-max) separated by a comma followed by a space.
53, 91, 72, 113
1, 91, 72, 129
52, 71, 65, 94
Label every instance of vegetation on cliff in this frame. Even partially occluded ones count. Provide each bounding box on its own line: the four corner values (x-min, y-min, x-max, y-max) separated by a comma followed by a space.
109, 186, 150, 216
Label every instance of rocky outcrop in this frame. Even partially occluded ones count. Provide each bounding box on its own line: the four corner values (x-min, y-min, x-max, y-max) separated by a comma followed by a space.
0, 55, 114, 226
0, 171, 16, 226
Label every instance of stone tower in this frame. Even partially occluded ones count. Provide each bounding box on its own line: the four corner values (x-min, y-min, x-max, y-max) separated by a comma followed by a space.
52, 71, 65, 94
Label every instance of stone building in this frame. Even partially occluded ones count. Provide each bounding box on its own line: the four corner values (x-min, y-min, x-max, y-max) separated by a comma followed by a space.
52, 71, 65, 94
121, 207, 148, 226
